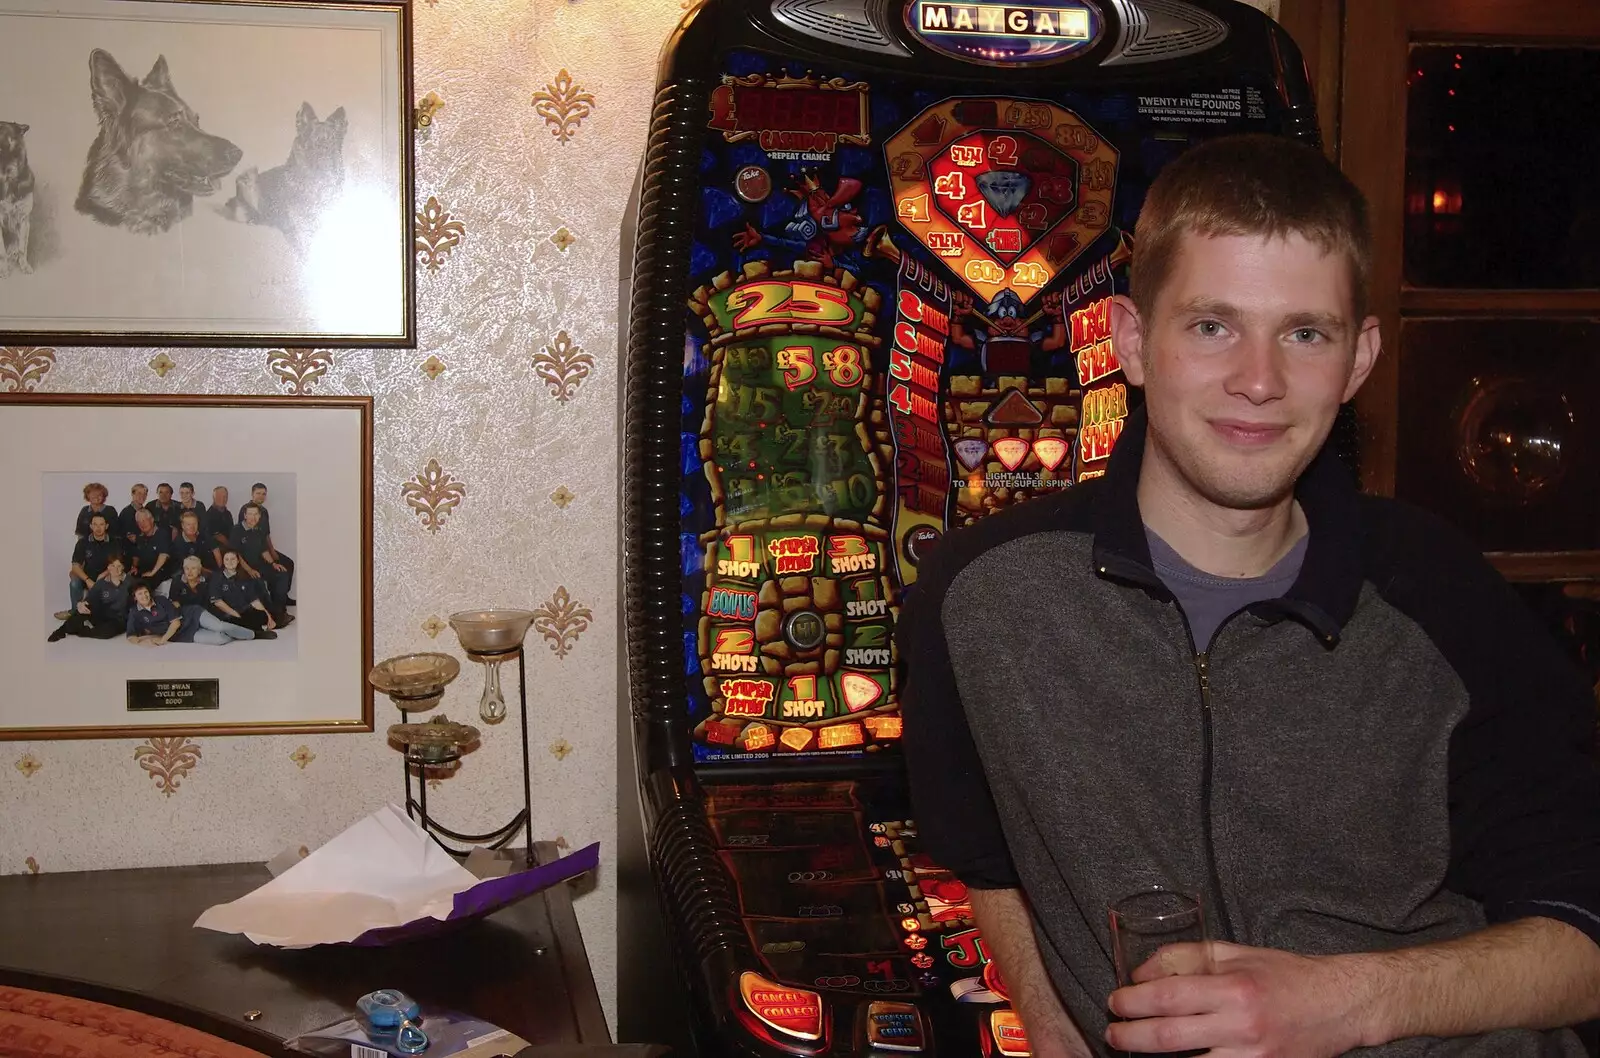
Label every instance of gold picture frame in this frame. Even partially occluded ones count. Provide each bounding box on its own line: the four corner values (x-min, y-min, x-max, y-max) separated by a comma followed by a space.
0, 392, 374, 739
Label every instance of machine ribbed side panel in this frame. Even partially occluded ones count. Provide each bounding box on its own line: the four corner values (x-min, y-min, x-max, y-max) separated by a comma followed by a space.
651, 798, 753, 961
624, 80, 709, 727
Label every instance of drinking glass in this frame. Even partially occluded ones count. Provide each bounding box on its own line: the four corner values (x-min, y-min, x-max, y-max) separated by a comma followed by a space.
1108, 888, 1210, 1057
1108, 887, 1209, 986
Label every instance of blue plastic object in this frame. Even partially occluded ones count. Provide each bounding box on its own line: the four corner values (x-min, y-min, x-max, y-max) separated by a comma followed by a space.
357, 990, 428, 1053
357, 989, 420, 1029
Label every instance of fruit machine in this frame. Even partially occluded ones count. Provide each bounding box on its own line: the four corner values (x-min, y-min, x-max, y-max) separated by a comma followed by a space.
618, 1, 1321, 1055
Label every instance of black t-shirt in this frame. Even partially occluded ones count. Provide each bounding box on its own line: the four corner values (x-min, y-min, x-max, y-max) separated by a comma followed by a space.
75, 503, 117, 538
204, 504, 235, 546
127, 595, 182, 639
169, 573, 212, 610
118, 503, 145, 540
72, 535, 120, 579
210, 571, 261, 613
230, 524, 271, 568
171, 533, 216, 572
131, 530, 173, 580
173, 501, 206, 534
85, 577, 131, 624
145, 499, 180, 537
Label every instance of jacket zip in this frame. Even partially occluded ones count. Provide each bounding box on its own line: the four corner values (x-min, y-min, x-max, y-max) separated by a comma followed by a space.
1098, 555, 1241, 942
1192, 650, 1237, 943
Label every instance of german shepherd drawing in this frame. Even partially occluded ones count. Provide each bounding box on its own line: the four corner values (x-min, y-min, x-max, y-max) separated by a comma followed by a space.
0, 120, 34, 276
223, 103, 346, 244
75, 49, 242, 235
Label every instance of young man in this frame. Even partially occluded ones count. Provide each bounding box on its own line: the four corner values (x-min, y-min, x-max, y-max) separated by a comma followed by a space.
118, 483, 149, 544
230, 503, 292, 617
174, 481, 205, 529
204, 486, 234, 551
899, 135, 1600, 1058
66, 513, 119, 612
248, 482, 295, 605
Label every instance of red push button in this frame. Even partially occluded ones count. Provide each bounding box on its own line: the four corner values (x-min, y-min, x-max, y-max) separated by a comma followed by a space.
990, 1009, 1030, 1058
865, 1001, 925, 1052
739, 971, 824, 1042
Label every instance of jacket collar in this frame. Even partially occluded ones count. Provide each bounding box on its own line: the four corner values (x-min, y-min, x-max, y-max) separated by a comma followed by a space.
1090, 406, 1364, 645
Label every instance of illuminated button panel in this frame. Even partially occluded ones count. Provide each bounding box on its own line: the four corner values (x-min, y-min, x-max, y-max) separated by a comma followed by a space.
698, 525, 900, 753
739, 970, 826, 1043
990, 1009, 1031, 1057
865, 1000, 926, 1052
885, 96, 1118, 307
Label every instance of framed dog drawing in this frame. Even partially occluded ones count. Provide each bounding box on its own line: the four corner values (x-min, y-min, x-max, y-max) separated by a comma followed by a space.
0, 0, 413, 346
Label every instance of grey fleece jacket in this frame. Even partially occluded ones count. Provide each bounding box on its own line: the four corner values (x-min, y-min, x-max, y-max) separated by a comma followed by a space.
899, 410, 1600, 1056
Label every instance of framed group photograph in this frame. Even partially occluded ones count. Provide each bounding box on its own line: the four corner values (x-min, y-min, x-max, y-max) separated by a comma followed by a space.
0, 0, 414, 346
0, 393, 373, 739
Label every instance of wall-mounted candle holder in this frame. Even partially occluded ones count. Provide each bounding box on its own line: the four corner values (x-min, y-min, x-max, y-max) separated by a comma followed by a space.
367, 623, 535, 863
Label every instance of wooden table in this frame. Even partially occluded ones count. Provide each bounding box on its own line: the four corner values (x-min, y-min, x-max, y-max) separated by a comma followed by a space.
0, 843, 609, 1056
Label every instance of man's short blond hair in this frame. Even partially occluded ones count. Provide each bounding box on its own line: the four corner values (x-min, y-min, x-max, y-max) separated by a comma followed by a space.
1129, 134, 1372, 320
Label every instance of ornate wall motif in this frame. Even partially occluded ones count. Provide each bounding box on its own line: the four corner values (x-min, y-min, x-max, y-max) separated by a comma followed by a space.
134, 738, 203, 797
532, 331, 594, 404
401, 459, 467, 533
532, 586, 593, 660
414, 196, 467, 271
267, 350, 335, 394
0, 348, 56, 392
531, 70, 596, 144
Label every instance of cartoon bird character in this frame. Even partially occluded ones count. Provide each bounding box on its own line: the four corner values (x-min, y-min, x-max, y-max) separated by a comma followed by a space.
733, 171, 869, 270
949, 288, 1068, 376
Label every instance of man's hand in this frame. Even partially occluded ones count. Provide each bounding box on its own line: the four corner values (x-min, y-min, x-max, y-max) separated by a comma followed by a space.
1106, 942, 1370, 1058
76, 601, 91, 615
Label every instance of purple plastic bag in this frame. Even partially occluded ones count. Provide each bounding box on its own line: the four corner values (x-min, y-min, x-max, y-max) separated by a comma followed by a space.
344, 842, 599, 947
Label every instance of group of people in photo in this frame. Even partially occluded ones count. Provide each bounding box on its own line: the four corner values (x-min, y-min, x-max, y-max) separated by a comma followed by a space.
49, 480, 296, 647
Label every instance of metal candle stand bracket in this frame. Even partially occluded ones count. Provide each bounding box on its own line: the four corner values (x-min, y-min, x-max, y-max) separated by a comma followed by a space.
367, 610, 538, 866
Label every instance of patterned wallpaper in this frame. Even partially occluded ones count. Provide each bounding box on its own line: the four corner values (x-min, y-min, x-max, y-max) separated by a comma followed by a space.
0, 0, 698, 1031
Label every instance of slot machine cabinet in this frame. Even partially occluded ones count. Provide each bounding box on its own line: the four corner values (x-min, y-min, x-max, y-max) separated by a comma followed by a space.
618, 2, 1322, 1055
